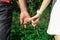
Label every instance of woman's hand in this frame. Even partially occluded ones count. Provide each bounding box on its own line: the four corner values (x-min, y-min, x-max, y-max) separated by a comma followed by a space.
31, 10, 42, 27
31, 13, 41, 27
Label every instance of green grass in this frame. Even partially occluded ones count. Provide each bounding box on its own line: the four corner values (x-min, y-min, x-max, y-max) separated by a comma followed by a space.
10, 0, 54, 40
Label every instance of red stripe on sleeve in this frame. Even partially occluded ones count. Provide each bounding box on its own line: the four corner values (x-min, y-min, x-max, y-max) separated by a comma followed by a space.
0, 0, 11, 3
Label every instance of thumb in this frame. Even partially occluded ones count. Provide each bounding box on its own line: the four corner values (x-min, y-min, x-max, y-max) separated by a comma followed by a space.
30, 14, 39, 20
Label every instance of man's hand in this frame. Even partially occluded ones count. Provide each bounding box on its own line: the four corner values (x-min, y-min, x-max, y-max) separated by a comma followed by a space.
20, 11, 31, 29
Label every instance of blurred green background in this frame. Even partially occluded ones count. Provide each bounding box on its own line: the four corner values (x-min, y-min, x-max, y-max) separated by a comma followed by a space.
10, 0, 54, 40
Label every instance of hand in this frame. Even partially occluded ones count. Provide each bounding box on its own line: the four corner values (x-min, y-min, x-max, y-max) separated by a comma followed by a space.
31, 10, 42, 27
31, 13, 41, 27
20, 11, 31, 29
32, 14, 40, 27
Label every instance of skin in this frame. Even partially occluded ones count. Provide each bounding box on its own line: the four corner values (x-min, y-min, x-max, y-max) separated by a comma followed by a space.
18, 0, 60, 40
18, 0, 51, 28
18, 0, 31, 28
31, 0, 51, 26
54, 35, 60, 40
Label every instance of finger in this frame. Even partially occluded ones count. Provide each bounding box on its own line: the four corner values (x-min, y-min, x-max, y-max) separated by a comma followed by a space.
20, 17, 23, 24
34, 18, 39, 24
23, 19, 27, 24
30, 15, 39, 20
32, 18, 39, 24
32, 20, 37, 27
32, 22, 37, 27
24, 24, 26, 29
24, 21, 27, 24
24, 18, 31, 24
32, 18, 39, 27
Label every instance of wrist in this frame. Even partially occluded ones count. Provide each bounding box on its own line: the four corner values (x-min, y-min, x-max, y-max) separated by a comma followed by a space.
21, 10, 28, 13
20, 8, 28, 13
20, 11, 29, 15
21, 10, 27, 12
37, 9, 42, 15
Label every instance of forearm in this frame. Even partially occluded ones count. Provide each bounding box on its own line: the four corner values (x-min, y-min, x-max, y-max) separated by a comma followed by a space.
18, 0, 27, 12
39, 0, 51, 14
